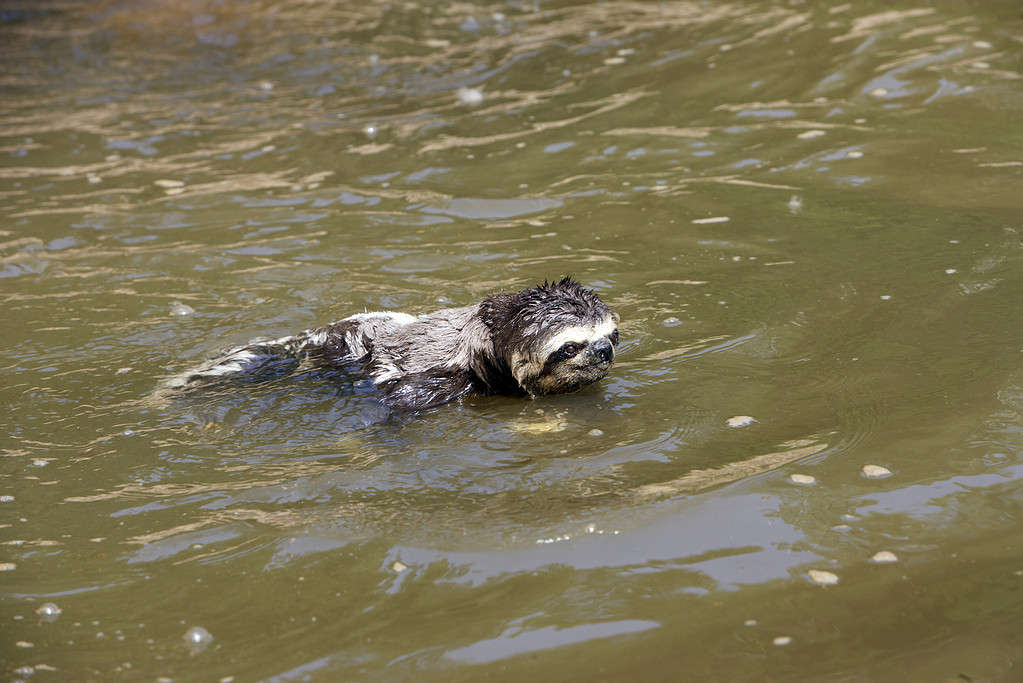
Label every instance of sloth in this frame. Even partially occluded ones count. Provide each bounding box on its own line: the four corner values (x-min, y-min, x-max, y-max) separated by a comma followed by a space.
165, 277, 619, 411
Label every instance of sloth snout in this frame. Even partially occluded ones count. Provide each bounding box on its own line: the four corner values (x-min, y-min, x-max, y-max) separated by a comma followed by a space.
590, 338, 614, 364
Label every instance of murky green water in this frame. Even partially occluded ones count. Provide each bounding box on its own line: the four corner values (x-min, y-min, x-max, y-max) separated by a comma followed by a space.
3, 0, 1023, 680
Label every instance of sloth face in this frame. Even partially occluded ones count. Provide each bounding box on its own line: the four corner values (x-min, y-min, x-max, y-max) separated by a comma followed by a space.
481, 277, 620, 397
522, 315, 620, 396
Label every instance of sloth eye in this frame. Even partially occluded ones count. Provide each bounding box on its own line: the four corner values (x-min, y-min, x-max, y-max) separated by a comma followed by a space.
609, 329, 619, 346
560, 342, 582, 357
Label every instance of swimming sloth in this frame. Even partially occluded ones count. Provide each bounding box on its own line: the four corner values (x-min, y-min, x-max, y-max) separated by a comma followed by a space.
165, 277, 619, 411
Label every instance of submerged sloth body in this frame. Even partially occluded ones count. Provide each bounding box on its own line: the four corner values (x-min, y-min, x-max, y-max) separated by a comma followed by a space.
169, 278, 619, 411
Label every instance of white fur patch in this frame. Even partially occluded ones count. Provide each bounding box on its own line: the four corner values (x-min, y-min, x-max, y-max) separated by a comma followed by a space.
346, 311, 417, 325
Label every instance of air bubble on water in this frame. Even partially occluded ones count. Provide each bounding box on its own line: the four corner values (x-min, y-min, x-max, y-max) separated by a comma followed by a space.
870, 551, 898, 564
807, 569, 839, 586
588, 428, 604, 437
773, 636, 792, 646
862, 464, 892, 479
456, 87, 484, 106
36, 603, 62, 621
170, 302, 195, 316
363, 125, 378, 139
184, 626, 213, 652
663, 317, 682, 327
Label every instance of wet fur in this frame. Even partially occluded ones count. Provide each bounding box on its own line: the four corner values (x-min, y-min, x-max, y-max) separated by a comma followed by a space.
165, 277, 619, 411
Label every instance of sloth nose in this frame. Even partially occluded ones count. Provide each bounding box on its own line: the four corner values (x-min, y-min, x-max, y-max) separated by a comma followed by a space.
590, 338, 614, 364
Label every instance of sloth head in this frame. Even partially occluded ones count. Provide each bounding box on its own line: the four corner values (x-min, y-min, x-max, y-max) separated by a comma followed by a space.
480, 277, 619, 396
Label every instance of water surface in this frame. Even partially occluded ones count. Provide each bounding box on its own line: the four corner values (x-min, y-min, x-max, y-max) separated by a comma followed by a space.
2, 0, 1023, 680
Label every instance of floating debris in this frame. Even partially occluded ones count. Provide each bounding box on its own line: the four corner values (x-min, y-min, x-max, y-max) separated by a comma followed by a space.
662, 316, 682, 327
869, 87, 888, 97
692, 216, 730, 224
870, 551, 898, 564
259, 81, 274, 91
183, 626, 213, 651
16, 641, 34, 648
363, 124, 378, 139
588, 428, 604, 437
773, 636, 792, 646
391, 560, 408, 573
726, 415, 756, 428
945, 268, 957, 275
879, 295, 892, 301
807, 569, 839, 586
797, 130, 826, 139
154, 179, 184, 188
456, 87, 484, 106
846, 150, 864, 158
861, 464, 892, 479
787, 195, 803, 213
744, 619, 758, 626
789, 473, 816, 485
0, 562, 16, 571
36, 603, 62, 621
170, 302, 195, 317
0, 495, 13, 503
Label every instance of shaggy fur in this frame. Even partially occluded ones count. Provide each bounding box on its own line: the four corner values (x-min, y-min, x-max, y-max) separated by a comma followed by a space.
165, 277, 619, 411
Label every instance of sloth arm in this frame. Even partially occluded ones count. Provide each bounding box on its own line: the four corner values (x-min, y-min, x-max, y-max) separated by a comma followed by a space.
377, 368, 480, 411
